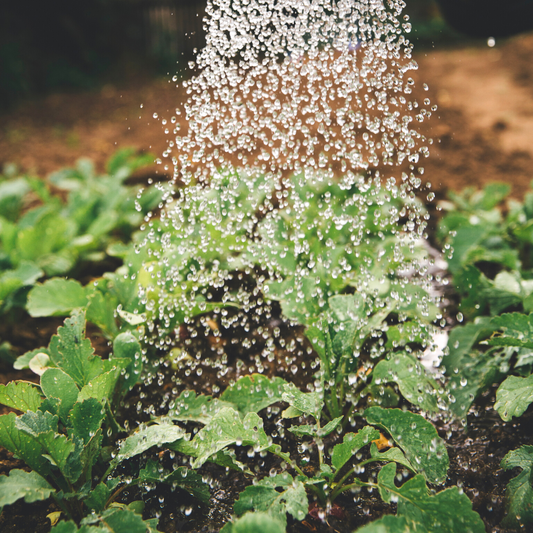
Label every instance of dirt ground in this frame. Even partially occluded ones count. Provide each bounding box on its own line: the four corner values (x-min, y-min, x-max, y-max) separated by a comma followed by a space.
1, 33, 533, 199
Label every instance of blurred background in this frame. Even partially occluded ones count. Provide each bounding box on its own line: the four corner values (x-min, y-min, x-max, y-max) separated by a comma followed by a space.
0, 0, 532, 195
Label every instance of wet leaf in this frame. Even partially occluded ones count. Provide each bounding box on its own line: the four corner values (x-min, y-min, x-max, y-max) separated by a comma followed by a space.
372, 352, 443, 413
48, 310, 103, 388
112, 331, 142, 393
180, 407, 270, 468
331, 426, 380, 472
113, 422, 186, 467
495, 374, 533, 421
375, 462, 485, 532
220, 375, 287, 415
0, 381, 43, 412
500, 446, 533, 528
138, 459, 210, 503
167, 390, 233, 425
41, 368, 79, 424
487, 312, 533, 349
369, 443, 415, 473
364, 407, 448, 485
69, 398, 105, 445
234, 474, 308, 525
282, 383, 322, 420
0, 469, 54, 506
222, 512, 286, 533
27, 279, 88, 317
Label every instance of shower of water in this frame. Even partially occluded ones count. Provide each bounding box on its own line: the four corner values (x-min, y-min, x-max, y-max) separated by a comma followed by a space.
136, 0, 438, 389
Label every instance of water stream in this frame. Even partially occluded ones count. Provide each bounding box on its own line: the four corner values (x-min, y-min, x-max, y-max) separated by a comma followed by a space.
137, 0, 439, 391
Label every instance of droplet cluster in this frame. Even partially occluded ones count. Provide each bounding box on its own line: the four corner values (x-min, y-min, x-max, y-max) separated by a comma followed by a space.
138, 0, 437, 382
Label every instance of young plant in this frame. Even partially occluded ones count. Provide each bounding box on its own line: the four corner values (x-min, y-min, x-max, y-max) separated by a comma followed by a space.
0, 310, 208, 530
141, 374, 483, 531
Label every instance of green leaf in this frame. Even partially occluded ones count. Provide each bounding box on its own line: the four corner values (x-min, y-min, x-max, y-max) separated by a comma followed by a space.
15, 411, 78, 480
79, 429, 103, 479
329, 293, 368, 323
49, 311, 103, 388
41, 368, 79, 424
369, 443, 415, 473
182, 408, 270, 468
501, 446, 533, 528
364, 407, 448, 485
234, 474, 308, 525
354, 515, 410, 533
0, 469, 54, 506
167, 390, 233, 425
93, 507, 154, 533
138, 459, 210, 503
70, 399, 105, 445
0, 381, 43, 412
281, 383, 322, 420
86, 290, 118, 339
84, 483, 111, 513
113, 423, 186, 467
495, 375, 533, 421
0, 412, 50, 477
112, 331, 142, 393
27, 279, 88, 317
372, 353, 443, 413
78, 369, 120, 403
331, 426, 380, 472
224, 512, 286, 533
488, 312, 533, 349
220, 375, 287, 415
376, 462, 485, 533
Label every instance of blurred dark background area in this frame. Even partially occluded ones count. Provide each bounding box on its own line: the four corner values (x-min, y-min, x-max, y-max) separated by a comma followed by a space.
1, 0, 532, 111
0, 0, 206, 110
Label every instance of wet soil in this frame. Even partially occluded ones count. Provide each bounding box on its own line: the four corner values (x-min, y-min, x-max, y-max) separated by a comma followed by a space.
1, 30, 533, 533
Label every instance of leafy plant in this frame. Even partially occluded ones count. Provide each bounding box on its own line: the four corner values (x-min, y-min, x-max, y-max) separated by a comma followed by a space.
0, 310, 208, 529
0, 148, 162, 314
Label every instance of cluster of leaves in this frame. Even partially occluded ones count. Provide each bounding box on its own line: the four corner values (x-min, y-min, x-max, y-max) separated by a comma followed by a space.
0, 148, 162, 317
438, 181, 533, 529
0, 160, 497, 532
0, 310, 210, 532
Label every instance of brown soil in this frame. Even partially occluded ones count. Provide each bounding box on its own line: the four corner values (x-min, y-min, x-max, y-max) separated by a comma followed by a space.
1, 34, 533, 198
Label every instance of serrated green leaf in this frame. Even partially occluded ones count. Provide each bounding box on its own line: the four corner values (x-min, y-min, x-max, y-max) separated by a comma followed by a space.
138, 459, 210, 503
234, 475, 308, 525
0, 469, 54, 506
79, 429, 103, 479
13, 347, 49, 370
112, 331, 142, 393
70, 398, 105, 445
15, 410, 77, 480
364, 407, 448, 485
97, 507, 153, 533
331, 426, 380, 472
27, 279, 88, 317
184, 407, 270, 468
329, 293, 368, 323
78, 369, 120, 403
0, 412, 50, 477
372, 353, 442, 413
220, 375, 287, 415
113, 423, 186, 467
488, 312, 533, 349
500, 446, 533, 528
84, 483, 111, 513
41, 368, 79, 424
354, 515, 410, 533
225, 512, 286, 533
49, 311, 103, 388
376, 462, 485, 532
495, 375, 533, 421
87, 290, 118, 339
0, 381, 43, 412
167, 390, 233, 425
369, 443, 415, 473
281, 383, 322, 419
